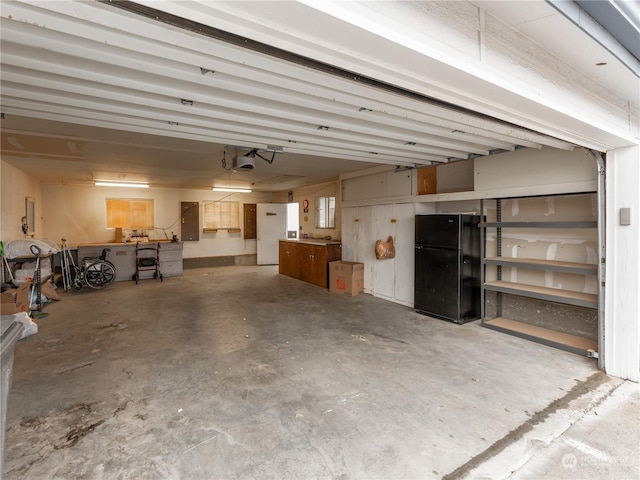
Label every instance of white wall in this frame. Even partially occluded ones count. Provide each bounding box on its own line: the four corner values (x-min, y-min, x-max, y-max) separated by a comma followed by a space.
0, 160, 43, 242
605, 145, 640, 381
475, 147, 597, 193
436, 161, 474, 194
342, 167, 414, 203
40, 183, 275, 259
344, 147, 598, 207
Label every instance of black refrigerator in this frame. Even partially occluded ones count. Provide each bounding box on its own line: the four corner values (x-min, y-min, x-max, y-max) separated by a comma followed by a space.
414, 214, 482, 324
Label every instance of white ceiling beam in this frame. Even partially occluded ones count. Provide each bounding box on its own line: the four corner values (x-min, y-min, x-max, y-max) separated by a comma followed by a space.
0, 40, 516, 155
1, 81, 456, 162
280, 145, 428, 167
1, 1, 568, 150
2, 99, 436, 168
1, 66, 490, 158
0, 24, 525, 153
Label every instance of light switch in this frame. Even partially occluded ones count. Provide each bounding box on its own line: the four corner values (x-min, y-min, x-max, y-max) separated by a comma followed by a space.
620, 207, 631, 226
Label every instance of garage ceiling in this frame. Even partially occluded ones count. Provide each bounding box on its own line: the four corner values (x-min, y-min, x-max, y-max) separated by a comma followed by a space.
0, 1, 628, 191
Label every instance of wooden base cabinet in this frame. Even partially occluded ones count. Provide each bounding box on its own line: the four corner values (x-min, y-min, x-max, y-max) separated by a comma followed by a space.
279, 241, 300, 281
279, 240, 341, 288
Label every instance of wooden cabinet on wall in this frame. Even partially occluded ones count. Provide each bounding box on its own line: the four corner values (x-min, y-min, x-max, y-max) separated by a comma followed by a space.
244, 203, 257, 239
278, 239, 341, 288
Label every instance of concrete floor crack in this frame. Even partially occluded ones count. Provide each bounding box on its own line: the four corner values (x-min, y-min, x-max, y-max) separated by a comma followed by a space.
54, 362, 94, 375
441, 371, 612, 480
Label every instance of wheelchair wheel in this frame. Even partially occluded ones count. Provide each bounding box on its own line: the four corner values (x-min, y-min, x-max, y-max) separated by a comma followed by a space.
84, 260, 116, 289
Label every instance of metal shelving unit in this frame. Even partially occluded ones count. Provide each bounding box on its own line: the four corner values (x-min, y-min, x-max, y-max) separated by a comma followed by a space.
2, 253, 55, 312
480, 194, 599, 357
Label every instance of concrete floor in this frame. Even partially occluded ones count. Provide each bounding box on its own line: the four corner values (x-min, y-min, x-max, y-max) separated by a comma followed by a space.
2, 265, 636, 479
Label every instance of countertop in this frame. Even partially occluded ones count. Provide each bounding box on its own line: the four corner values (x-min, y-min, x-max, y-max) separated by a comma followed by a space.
279, 238, 341, 246
76, 240, 181, 246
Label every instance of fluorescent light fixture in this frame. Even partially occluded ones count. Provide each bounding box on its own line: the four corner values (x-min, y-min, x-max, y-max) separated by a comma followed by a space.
212, 187, 252, 193
95, 181, 149, 188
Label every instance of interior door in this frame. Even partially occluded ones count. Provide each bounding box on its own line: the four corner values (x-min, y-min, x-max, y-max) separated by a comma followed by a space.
257, 203, 287, 265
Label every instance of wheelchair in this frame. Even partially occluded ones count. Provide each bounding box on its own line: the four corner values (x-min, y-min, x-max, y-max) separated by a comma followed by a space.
60, 243, 116, 291
76, 251, 116, 290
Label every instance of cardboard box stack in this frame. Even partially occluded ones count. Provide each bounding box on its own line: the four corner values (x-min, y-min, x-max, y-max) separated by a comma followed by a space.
1, 282, 30, 314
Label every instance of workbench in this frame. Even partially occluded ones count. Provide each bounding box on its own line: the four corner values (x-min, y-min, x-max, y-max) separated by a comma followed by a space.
76, 241, 183, 281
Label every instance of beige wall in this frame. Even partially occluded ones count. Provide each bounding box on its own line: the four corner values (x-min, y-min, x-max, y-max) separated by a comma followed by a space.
276, 181, 341, 241
41, 182, 173, 244
39, 182, 275, 259
1, 159, 338, 259
1, 160, 43, 242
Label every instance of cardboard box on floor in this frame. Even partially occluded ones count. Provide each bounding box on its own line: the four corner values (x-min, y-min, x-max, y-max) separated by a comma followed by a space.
1, 282, 30, 314
329, 261, 364, 296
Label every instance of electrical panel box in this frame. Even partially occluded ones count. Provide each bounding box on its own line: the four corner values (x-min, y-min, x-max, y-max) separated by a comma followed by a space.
181, 202, 200, 241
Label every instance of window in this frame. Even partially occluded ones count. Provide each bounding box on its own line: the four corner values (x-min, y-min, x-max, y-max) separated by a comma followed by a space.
204, 201, 240, 229
316, 196, 336, 229
106, 198, 154, 229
